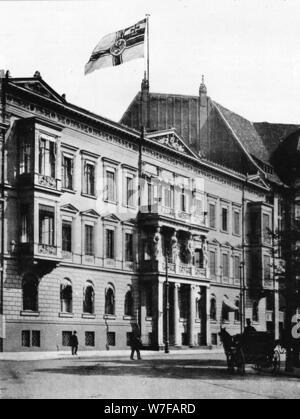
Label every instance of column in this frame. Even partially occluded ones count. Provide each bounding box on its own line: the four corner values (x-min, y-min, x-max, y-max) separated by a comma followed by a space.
206, 286, 212, 346
274, 290, 280, 340
174, 283, 181, 346
154, 280, 164, 349
189, 285, 196, 347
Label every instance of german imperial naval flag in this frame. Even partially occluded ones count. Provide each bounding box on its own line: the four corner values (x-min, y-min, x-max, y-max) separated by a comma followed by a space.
85, 19, 146, 75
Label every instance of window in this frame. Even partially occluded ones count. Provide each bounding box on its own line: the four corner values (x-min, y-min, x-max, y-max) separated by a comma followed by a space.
62, 331, 72, 347
147, 181, 154, 208
39, 137, 56, 178
222, 253, 229, 279
125, 233, 134, 262
39, 205, 55, 246
20, 143, 31, 174
179, 286, 189, 319
211, 333, 218, 346
263, 255, 271, 282
62, 155, 74, 190
196, 294, 205, 319
32, 331, 41, 348
209, 203, 216, 229
83, 281, 95, 314
83, 162, 95, 196
22, 274, 38, 312
20, 204, 30, 244
180, 188, 186, 212
62, 221, 72, 252
105, 170, 116, 202
60, 279, 72, 313
263, 213, 271, 243
234, 255, 241, 281
146, 286, 153, 317
106, 229, 115, 259
125, 176, 135, 207
85, 332, 95, 347
107, 332, 116, 346
194, 249, 204, 268
85, 225, 94, 256
209, 251, 216, 277
222, 298, 230, 322
124, 289, 134, 316
233, 210, 241, 235
164, 185, 174, 209
234, 299, 240, 322
22, 331, 30, 347
210, 296, 217, 321
253, 301, 259, 323
221, 207, 228, 232
105, 285, 115, 315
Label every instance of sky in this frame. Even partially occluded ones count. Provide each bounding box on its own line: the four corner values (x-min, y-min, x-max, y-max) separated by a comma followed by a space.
0, 0, 300, 124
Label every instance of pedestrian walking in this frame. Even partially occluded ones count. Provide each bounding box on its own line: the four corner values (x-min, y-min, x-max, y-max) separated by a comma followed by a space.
130, 330, 142, 360
70, 331, 78, 356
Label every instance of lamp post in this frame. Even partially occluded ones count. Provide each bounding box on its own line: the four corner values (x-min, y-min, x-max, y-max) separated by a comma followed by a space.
165, 253, 170, 354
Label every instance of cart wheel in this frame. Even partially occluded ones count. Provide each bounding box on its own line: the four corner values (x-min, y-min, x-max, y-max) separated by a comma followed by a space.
272, 350, 281, 374
236, 349, 246, 375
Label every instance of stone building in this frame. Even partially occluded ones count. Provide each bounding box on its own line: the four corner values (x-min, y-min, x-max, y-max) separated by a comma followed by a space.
0, 71, 296, 352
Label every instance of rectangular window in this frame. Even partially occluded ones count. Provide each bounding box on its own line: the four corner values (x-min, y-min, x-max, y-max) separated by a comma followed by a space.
106, 229, 115, 259
209, 251, 216, 277
85, 332, 95, 347
107, 332, 116, 346
221, 207, 228, 232
209, 203, 216, 229
20, 143, 31, 174
106, 170, 116, 202
125, 233, 134, 262
32, 331, 41, 348
147, 182, 154, 208
85, 225, 94, 256
263, 255, 271, 282
83, 162, 95, 196
164, 185, 174, 209
233, 210, 241, 235
263, 213, 271, 243
62, 331, 72, 347
211, 333, 218, 346
22, 330, 30, 348
39, 205, 55, 246
39, 138, 56, 178
62, 221, 72, 252
126, 176, 134, 207
180, 188, 186, 212
234, 255, 241, 280
222, 253, 229, 278
62, 155, 74, 190
20, 204, 30, 244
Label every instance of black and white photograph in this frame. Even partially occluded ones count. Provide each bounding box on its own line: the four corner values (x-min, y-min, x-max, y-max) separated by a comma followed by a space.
0, 0, 300, 402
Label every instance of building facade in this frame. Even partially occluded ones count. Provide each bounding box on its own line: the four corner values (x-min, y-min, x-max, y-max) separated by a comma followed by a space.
0, 71, 292, 352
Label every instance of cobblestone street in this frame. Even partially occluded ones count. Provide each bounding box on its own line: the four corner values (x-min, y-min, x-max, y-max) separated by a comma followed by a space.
1, 353, 299, 399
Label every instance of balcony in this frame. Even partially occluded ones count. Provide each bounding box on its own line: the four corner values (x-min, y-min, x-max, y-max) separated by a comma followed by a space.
141, 260, 208, 280
38, 243, 58, 256
139, 203, 207, 228
37, 174, 57, 189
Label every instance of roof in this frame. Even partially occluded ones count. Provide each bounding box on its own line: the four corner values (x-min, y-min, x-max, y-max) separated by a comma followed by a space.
254, 122, 300, 156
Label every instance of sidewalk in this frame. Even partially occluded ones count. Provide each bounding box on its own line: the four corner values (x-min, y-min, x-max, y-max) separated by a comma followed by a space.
0, 347, 224, 362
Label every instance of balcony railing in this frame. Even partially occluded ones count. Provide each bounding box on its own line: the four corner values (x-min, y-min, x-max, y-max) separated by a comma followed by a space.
141, 260, 207, 279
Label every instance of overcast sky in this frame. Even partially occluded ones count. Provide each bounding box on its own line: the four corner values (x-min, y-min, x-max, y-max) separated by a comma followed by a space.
0, 0, 300, 124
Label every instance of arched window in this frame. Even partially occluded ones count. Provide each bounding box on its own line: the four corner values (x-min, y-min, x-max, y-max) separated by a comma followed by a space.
22, 273, 38, 312
222, 295, 230, 322
196, 290, 205, 319
83, 281, 95, 314
234, 298, 240, 322
105, 284, 115, 315
124, 287, 134, 317
60, 278, 72, 313
253, 301, 259, 323
210, 296, 217, 321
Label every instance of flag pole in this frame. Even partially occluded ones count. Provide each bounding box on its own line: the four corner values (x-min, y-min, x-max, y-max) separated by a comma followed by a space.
146, 14, 150, 83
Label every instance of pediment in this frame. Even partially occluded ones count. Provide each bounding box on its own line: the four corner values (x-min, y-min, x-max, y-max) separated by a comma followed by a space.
102, 213, 121, 223
146, 129, 198, 159
61, 204, 79, 214
9, 77, 66, 104
80, 209, 100, 218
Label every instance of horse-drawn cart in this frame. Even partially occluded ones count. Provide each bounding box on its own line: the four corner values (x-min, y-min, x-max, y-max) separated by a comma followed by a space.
220, 329, 281, 375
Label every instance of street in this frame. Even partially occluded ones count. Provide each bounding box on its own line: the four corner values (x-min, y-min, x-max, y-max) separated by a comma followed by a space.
0, 353, 299, 399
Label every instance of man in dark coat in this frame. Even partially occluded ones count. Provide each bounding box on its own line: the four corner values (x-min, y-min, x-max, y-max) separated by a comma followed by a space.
130, 331, 142, 360
70, 331, 78, 356
244, 319, 256, 335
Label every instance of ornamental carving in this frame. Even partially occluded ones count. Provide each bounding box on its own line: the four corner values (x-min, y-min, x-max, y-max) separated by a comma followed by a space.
156, 134, 186, 154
